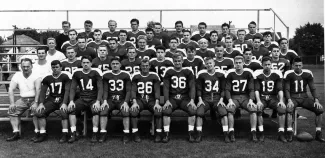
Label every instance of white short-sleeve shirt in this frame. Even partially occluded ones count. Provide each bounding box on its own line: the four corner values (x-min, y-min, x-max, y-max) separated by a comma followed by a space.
11, 71, 41, 98
46, 50, 66, 63
32, 61, 52, 79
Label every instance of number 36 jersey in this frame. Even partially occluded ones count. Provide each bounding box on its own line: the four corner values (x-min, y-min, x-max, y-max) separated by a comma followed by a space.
163, 67, 195, 97
102, 70, 132, 100
254, 69, 283, 96
225, 68, 255, 99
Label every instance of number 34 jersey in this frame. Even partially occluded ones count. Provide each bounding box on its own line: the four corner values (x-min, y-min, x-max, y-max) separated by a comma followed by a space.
102, 70, 132, 100
163, 67, 195, 97
254, 69, 283, 96
196, 69, 225, 100
131, 72, 161, 100
225, 68, 255, 99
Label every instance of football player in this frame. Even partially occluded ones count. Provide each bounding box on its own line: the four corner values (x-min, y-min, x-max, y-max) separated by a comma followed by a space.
102, 20, 119, 40
75, 35, 97, 60
284, 57, 324, 142
218, 23, 237, 42
233, 29, 253, 52
146, 27, 162, 48
224, 37, 242, 58
270, 46, 290, 73
56, 21, 70, 52
278, 38, 298, 64
245, 21, 263, 42
61, 29, 78, 54
191, 22, 210, 42
196, 38, 215, 59
165, 37, 186, 58
254, 57, 286, 142
183, 45, 204, 78
243, 48, 263, 71
154, 22, 170, 48
130, 59, 162, 142
196, 57, 228, 142
91, 45, 112, 72
34, 60, 72, 143
252, 36, 269, 61
208, 30, 225, 49
67, 56, 103, 143
121, 46, 141, 75
118, 30, 134, 51
127, 18, 146, 45
136, 35, 156, 59
261, 31, 278, 52
61, 46, 82, 75
169, 21, 184, 43
162, 53, 196, 143
214, 44, 234, 72
149, 46, 174, 80
107, 38, 127, 60
87, 29, 109, 52
225, 56, 257, 142
100, 57, 132, 143
78, 20, 94, 42
178, 29, 199, 49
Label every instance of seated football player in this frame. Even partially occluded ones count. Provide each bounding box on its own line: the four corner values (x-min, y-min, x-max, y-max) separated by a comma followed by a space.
92, 45, 112, 72
67, 56, 103, 143
191, 22, 210, 42
243, 48, 263, 71
61, 46, 82, 75
118, 30, 135, 51
254, 57, 286, 142
225, 56, 257, 142
169, 21, 184, 43
35, 60, 72, 143
183, 45, 204, 78
107, 38, 128, 60
278, 38, 298, 64
261, 31, 278, 52
100, 57, 132, 143
214, 44, 234, 73
218, 23, 237, 42
284, 57, 325, 142
208, 30, 225, 49
196, 57, 228, 142
121, 46, 141, 75
87, 29, 109, 52
130, 59, 162, 142
233, 29, 253, 52
146, 27, 162, 48
223, 37, 242, 58
61, 29, 78, 54
127, 18, 146, 45
270, 46, 290, 73
178, 29, 199, 49
75, 35, 97, 60
196, 38, 215, 59
136, 35, 156, 59
245, 21, 263, 42
78, 20, 94, 42
102, 20, 119, 40
251, 36, 269, 61
162, 53, 196, 143
165, 37, 186, 58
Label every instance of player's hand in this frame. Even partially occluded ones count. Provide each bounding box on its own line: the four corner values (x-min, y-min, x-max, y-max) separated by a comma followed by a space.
36, 103, 45, 113
120, 102, 129, 113
68, 101, 75, 112
130, 102, 139, 112
227, 100, 235, 109
163, 100, 172, 110
92, 101, 101, 113
314, 101, 323, 110
277, 101, 286, 109
256, 101, 263, 111
9, 104, 16, 113
60, 103, 68, 113
197, 99, 205, 107
187, 100, 197, 110
217, 100, 226, 108
287, 100, 294, 109
30, 103, 38, 113
247, 99, 256, 109
154, 103, 162, 112
100, 101, 109, 111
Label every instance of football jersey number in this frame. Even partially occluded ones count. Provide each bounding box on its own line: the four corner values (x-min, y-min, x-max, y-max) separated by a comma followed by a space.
271, 63, 285, 72
261, 81, 274, 92
109, 80, 124, 91
155, 66, 167, 77
171, 76, 186, 89
234, 44, 247, 51
232, 80, 247, 92
294, 80, 304, 92
50, 82, 62, 94
125, 66, 140, 74
64, 67, 78, 74
98, 64, 110, 71
137, 82, 153, 94
129, 37, 136, 44
205, 80, 219, 92
80, 79, 94, 90
215, 66, 228, 71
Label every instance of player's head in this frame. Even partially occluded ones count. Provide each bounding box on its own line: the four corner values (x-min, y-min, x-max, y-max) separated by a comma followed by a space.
252, 35, 262, 48
278, 38, 288, 50
155, 45, 166, 60
248, 21, 257, 34
84, 20, 93, 32
145, 28, 154, 40
175, 21, 183, 32
243, 48, 253, 61
20, 58, 33, 73
204, 57, 215, 71
98, 45, 108, 58
77, 35, 87, 49
225, 37, 233, 48
237, 29, 246, 41
51, 60, 62, 75
234, 55, 244, 70
271, 46, 280, 59
169, 37, 179, 49
81, 56, 93, 70
261, 56, 272, 71
62, 21, 71, 33
182, 29, 191, 41
130, 18, 140, 31
198, 38, 208, 50
108, 38, 118, 50
292, 57, 303, 72
198, 22, 207, 34
108, 20, 117, 32
47, 37, 56, 50
137, 35, 147, 49
66, 46, 77, 60
209, 30, 218, 42
93, 29, 102, 41
126, 46, 137, 60
154, 22, 162, 34
185, 45, 196, 60
214, 44, 224, 58
37, 46, 48, 60
119, 30, 128, 42
172, 52, 184, 69
68, 29, 77, 41
140, 58, 150, 74
110, 56, 121, 71
263, 31, 272, 42
221, 23, 230, 34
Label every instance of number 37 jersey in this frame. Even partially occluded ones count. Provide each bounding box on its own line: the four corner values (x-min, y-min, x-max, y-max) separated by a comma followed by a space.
225, 68, 255, 98
102, 70, 132, 100
163, 67, 195, 97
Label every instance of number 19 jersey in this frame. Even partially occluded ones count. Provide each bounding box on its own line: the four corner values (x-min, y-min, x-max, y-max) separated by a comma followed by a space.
254, 69, 283, 95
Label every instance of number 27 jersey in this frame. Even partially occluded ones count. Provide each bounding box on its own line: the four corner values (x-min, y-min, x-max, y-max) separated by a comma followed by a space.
163, 67, 194, 97
225, 68, 255, 96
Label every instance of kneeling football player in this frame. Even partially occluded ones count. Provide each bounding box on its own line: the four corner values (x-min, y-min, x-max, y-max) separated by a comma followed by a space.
130, 59, 162, 142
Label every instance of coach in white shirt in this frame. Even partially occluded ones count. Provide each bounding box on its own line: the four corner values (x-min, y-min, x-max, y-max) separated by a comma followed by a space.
46, 37, 66, 63
6, 58, 42, 141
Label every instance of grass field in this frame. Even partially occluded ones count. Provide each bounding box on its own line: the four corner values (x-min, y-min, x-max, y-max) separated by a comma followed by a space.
0, 67, 324, 158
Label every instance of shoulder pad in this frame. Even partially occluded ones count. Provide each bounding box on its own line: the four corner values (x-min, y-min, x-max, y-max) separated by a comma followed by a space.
253, 69, 263, 78
197, 69, 208, 78
284, 70, 294, 78
61, 71, 73, 79
225, 68, 236, 78
271, 70, 283, 78
149, 72, 161, 81
302, 69, 313, 77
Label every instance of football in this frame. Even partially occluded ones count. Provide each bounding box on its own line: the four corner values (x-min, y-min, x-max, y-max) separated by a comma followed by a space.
296, 131, 313, 142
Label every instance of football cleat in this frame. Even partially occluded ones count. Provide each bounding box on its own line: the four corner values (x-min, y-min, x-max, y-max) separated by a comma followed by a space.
59, 133, 69, 143
6, 132, 20, 142
68, 132, 77, 143
123, 133, 130, 143
34, 133, 47, 143
278, 131, 287, 143
229, 131, 235, 142
188, 131, 195, 143
154, 132, 162, 143
259, 132, 265, 142
195, 131, 202, 143
162, 132, 170, 143
133, 131, 141, 143
315, 131, 325, 142
287, 131, 293, 142
251, 131, 258, 142
91, 133, 98, 143
98, 132, 107, 143
30, 132, 40, 142
224, 132, 230, 143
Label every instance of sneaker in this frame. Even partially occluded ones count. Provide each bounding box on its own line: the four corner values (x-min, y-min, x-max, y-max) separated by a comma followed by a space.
68, 132, 77, 143
195, 131, 202, 143
224, 132, 230, 143
251, 131, 258, 142
59, 133, 68, 143
6, 132, 20, 142
133, 131, 141, 143
91, 133, 98, 143
98, 132, 107, 143
34, 133, 47, 143
259, 132, 265, 142
162, 132, 170, 143
287, 131, 293, 142
315, 131, 325, 142
229, 131, 235, 142
278, 131, 287, 143
123, 133, 130, 143
188, 131, 195, 143
154, 132, 162, 143
30, 132, 40, 142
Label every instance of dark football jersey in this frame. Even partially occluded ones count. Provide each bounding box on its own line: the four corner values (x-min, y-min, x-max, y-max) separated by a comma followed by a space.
254, 69, 283, 95
79, 32, 95, 42
75, 47, 97, 60
178, 41, 199, 49
154, 32, 170, 48
261, 42, 278, 52
244, 33, 263, 42
165, 49, 187, 58
223, 49, 242, 59
42, 71, 72, 99
163, 67, 195, 98
131, 72, 161, 100
196, 69, 225, 100
214, 57, 234, 72
92, 57, 112, 72
284, 69, 315, 95
118, 41, 135, 51
243, 60, 263, 71
107, 48, 127, 60
225, 68, 255, 98
169, 33, 183, 44
136, 49, 156, 60
149, 57, 174, 80
208, 41, 226, 49
217, 33, 237, 42
279, 50, 298, 65
121, 58, 141, 75
102, 31, 119, 40
61, 59, 82, 74
147, 38, 162, 48
102, 70, 131, 100
271, 58, 290, 73
127, 30, 146, 45
233, 40, 253, 52
195, 49, 215, 59
71, 68, 103, 100
182, 56, 204, 77
61, 41, 78, 54
86, 40, 109, 52
191, 33, 210, 42
252, 47, 270, 61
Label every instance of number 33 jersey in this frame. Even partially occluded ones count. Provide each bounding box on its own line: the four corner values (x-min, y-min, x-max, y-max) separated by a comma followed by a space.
254, 69, 283, 95
102, 70, 132, 100
163, 67, 195, 97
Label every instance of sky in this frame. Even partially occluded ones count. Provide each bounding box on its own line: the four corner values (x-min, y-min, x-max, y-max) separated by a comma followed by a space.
0, 0, 323, 39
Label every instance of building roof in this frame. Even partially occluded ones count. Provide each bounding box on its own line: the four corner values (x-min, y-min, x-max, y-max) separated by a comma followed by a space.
2, 34, 41, 45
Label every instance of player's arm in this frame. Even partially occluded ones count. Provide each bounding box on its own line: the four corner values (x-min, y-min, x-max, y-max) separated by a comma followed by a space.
34, 78, 42, 105
62, 78, 71, 105
163, 73, 170, 102
248, 73, 255, 100
307, 74, 318, 101
131, 78, 138, 103
39, 82, 49, 105
69, 75, 78, 103
154, 78, 161, 102
124, 79, 132, 103
254, 79, 262, 103
8, 78, 18, 112
96, 75, 103, 102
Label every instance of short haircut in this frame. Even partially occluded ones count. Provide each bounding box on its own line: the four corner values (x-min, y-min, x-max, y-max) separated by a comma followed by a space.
225, 37, 232, 41
198, 22, 207, 28
51, 60, 62, 67
111, 56, 121, 63
66, 46, 75, 52
175, 21, 183, 27
263, 31, 272, 37
198, 38, 208, 43
221, 23, 230, 28
94, 29, 102, 34
130, 18, 139, 25
204, 57, 214, 63
108, 20, 117, 24
119, 30, 128, 35
253, 35, 262, 41
76, 35, 87, 41
185, 45, 196, 52
145, 27, 154, 33
21, 58, 33, 64
209, 30, 218, 36
278, 38, 288, 45
98, 45, 108, 50
107, 38, 118, 43
243, 48, 252, 54
169, 37, 178, 43
68, 29, 77, 35
141, 58, 150, 65
126, 46, 136, 52
261, 56, 271, 63
37, 46, 48, 53
84, 20, 93, 26
215, 44, 224, 48
81, 55, 93, 62
172, 52, 184, 60
237, 29, 246, 35
47, 37, 56, 44
155, 22, 162, 27
271, 45, 280, 51
62, 21, 71, 26
293, 57, 302, 64
137, 35, 147, 41
248, 21, 257, 26
155, 45, 166, 51
234, 55, 244, 62
182, 29, 191, 34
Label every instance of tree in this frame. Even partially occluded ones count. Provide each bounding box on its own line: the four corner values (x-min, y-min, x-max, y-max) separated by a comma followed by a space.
12, 27, 60, 44
293, 23, 324, 56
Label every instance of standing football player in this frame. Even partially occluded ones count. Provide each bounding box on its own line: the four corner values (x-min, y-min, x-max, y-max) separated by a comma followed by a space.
118, 30, 134, 51
191, 22, 210, 42
61, 46, 82, 75
127, 18, 146, 45
79, 20, 94, 42
146, 27, 162, 48
165, 37, 186, 58
196, 38, 215, 59
214, 44, 234, 72
75, 35, 97, 60
218, 23, 237, 42
233, 29, 253, 52
87, 29, 109, 52
61, 29, 78, 54
245, 21, 263, 42
270, 46, 290, 73
243, 48, 263, 71
224, 37, 242, 58
136, 35, 156, 59
170, 21, 184, 43
56, 21, 70, 52
91, 45, 112, 72
121, 46, 141, 75
278, 38, 298, 64
261, 31, 278, 52
154, 22, 170, 48
251, 36, 269, 61
102, 20, 119, 40
107, 38, 128, 60
178, 30, 199, 49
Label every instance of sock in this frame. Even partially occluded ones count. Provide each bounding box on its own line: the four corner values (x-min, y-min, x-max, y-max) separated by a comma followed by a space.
188, 125, 194, 131
13, 129, 19, 133
258, 126, 264, 132
222, 126, 228, 132
34, 129, 39, 133
132, 128, 138, 133
71, 126, 76, 132
62, 129, 68, 133
93, 127, 98, 133
287, 127, 293, 131
196, 126, 202, 132
156, 129, 162, 133
40, 130, 46, 134
123, 130, 129, 133
278, 128, 284, 132
100, 130, 107, 133
164, 126, 170, 132
229, 128, 234, 132
316, 127, 321, 131
251, 128, 256, 132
